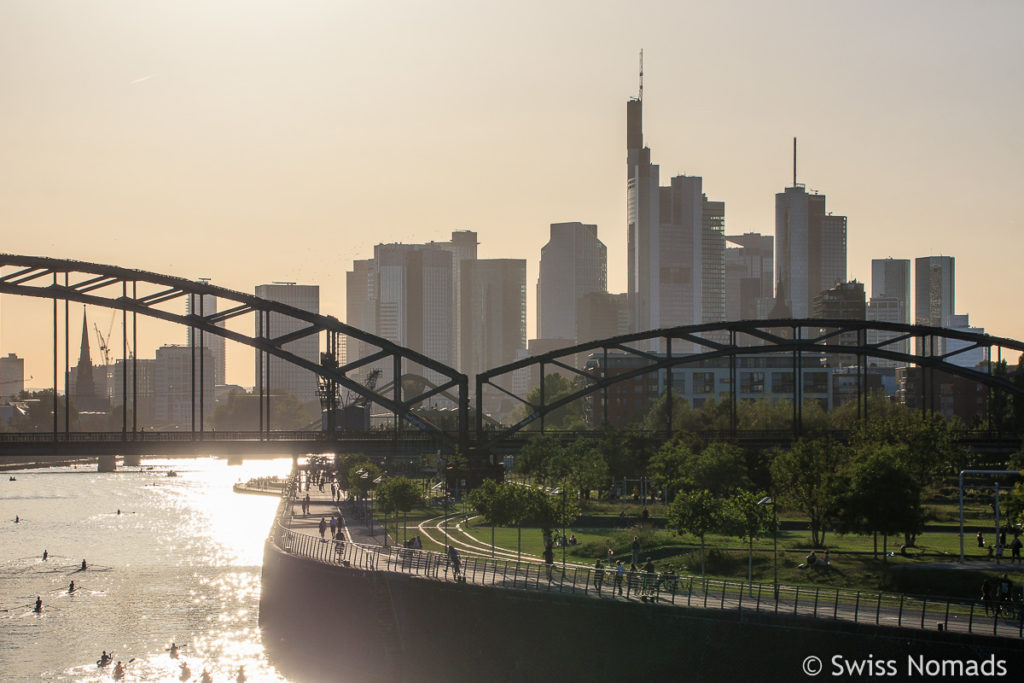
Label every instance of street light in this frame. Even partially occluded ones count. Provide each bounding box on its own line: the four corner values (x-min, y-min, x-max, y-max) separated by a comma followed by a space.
758, 495, 778, 601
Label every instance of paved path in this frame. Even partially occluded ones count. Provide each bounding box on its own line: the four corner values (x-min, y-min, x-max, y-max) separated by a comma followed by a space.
274, 476, 1024, 641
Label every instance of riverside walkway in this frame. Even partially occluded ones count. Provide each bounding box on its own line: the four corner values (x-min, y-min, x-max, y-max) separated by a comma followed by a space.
270, 477, 1024, 642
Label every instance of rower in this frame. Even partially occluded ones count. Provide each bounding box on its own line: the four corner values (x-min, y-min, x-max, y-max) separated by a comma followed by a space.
200, 668, 213, 683
169, 642, 179, 658
68, 581, 75, 593
98, 651, 112, 667
236, 665, 246, 682
80, 559, 87, 571
179, 661, 191, 681
113, 661, 125, 679
42, 550, 47, 561
33, 596, 42, 613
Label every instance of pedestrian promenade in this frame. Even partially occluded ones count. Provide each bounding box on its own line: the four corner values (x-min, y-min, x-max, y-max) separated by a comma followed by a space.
271, 473, 1024, 642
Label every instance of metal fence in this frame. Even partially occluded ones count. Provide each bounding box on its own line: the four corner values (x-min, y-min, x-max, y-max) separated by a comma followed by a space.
271, 483, 1024, 641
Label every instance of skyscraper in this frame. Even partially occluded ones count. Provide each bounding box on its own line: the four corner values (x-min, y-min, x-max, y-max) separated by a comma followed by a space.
460, 259, 527, 378
725, 233, 774, 321
626, 86, 726, 339
914, 256, 955, 356
537, 222, 607, 342
868, 258, 911, 365
186, 291, 226, 386
254, 283, 320, 404
870, 259, 911, 324
626, 94, 661, 334
775, 142, 848, 318
658, 175, 726, 329
915, 256, 955, 329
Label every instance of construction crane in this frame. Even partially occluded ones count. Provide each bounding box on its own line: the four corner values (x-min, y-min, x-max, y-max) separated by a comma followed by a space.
93, 312, 132, 367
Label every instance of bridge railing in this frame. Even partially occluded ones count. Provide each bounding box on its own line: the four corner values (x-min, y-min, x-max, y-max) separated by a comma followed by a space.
0, 430, 441, 443
268, 503, 1023, 640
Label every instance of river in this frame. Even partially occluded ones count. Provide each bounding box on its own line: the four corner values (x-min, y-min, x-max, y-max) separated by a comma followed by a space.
1, 456, 295, 682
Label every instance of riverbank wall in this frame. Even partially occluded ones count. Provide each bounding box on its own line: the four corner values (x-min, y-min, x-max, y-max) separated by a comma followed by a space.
259, 541, 1024, 682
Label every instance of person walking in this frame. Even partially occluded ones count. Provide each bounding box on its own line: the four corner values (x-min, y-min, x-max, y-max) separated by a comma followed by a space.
318, 517, 327, 540
614, 560, 625, 596
631, 535, 641, 566
329, 516, 337, 539
1011, 533, 1022, 564
543, 545, 554, 582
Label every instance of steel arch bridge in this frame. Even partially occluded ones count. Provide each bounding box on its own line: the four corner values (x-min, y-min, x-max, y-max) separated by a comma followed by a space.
475, 320, 1024, 451
0, 254, 468, 451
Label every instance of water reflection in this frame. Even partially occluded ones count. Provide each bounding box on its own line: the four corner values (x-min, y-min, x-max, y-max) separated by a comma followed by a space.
0, 456, 293, 682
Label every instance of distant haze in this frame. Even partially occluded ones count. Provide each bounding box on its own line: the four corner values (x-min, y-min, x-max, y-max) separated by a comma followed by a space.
2, 0, 1022, 387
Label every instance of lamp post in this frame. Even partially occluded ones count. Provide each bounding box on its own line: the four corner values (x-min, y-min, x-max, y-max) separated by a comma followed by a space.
374, 473, 385, 545
758, 495, 778, 601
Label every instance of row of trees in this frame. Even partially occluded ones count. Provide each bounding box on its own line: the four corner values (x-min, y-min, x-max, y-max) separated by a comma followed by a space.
518, 372, 995, 434
514, 407, 967, 552
467, 480, 568, 560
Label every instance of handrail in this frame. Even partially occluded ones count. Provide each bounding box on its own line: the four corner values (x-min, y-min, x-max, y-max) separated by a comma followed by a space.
268, 479, 1023, 641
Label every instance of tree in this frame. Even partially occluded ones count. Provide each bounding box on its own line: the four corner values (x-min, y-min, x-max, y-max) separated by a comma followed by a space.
723, 490, 773, 589
468, 479, 508, 557
836, 445, 924, 562
211, 388, 317, 430
518, 373, 585, 430
769, 437, 848, 547
376, 476, 423, 546
849, 410, 965, 545
335, 453, 371, 490
648, 437, 695, 502
516, 434, 564, 485
547, 439, 608, 507
348, 462, 380, 500
668, 489, 723, 579
684, 442, 751, 497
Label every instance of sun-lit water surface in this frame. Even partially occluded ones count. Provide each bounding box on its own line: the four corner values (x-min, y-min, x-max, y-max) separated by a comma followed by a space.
0, 456, 295, 682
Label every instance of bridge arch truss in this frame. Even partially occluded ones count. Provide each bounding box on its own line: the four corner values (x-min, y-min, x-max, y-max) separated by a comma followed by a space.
0, 254, 468, 450
475, 319, 1024, 450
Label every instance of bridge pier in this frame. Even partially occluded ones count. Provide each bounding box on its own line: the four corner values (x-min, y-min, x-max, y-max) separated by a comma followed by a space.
123, 454, 141, 467
97, 455, 117, 472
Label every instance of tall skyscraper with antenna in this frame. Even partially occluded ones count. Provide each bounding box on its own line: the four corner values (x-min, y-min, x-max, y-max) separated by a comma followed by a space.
775, 139, 847, 318
626, 51, 661, 335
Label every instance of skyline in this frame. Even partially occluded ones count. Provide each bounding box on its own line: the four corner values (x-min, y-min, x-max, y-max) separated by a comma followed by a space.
2, 1, 1022, 388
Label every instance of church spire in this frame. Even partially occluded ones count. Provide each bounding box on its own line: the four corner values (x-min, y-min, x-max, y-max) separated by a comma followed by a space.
76, 307, 95, 400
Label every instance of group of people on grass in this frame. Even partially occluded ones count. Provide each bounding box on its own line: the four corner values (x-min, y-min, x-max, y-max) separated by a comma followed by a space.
976, 529, 1023, 563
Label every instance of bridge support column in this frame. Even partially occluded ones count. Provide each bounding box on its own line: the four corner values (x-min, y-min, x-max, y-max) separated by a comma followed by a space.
98, 455, 117, 472
123, 454, 141, 467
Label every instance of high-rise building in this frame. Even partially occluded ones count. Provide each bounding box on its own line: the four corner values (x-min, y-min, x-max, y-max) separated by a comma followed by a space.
725, 233, 774, 321
813, 280, 865, 367
658, 176, 726, 329
915, 256, 955, 328
0, 353, 24, 401
345, 258, 374, 373
868, 258, 912, 365
626, 95, 661, 335
537, 222, 607, 342
870, 258, 911, 323
945, 314, 986, 368
775, 144, 848, 318
914, 256, 955, 356
111, 357, 156, 427
625, 90, 726, 339
460, 258, 526, 385
155, 344, 215, 425
186, 292, 226, 386
577, 292, 630, 344
374, 242, 455, 383
254, 283, 320, 404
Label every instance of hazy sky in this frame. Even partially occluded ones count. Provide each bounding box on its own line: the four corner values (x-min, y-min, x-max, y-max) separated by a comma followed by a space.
2, 0, 1022, 389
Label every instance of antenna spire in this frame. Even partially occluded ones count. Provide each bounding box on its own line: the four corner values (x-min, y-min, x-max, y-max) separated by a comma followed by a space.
793, 137, 797, 186
638, 49, 644, 102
